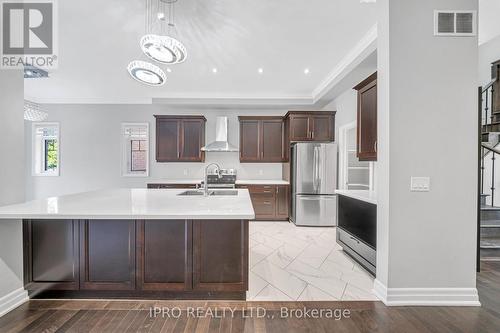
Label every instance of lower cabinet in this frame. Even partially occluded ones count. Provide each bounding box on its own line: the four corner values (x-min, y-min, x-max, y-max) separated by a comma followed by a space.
136, 220, 192, 291
23, 219, 79, 291
79, 220, 136, 290
193, 220, 248, 292
23, 219, 248, 297
237, 184, 290, 221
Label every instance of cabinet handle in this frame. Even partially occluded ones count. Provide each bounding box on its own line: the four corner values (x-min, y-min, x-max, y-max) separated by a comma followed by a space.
311, 131, 314, 139
263, 186, 272, 189
374, 141, 377, 153
263, 190, 272, 193
263, 201, 272, 205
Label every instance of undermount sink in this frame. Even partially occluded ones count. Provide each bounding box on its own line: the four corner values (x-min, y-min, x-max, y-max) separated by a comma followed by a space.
177, 190, 238, 196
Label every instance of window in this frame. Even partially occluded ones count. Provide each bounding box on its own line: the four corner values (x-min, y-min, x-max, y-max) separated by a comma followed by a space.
122, 123, 149, 177
33, 123, 60, 176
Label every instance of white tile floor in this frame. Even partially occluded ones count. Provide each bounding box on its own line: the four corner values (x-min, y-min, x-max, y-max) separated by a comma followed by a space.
248, 221, 379, 301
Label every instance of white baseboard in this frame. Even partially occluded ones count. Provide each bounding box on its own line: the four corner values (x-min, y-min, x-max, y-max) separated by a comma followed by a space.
373, 279, 481, 306
0, 288, 28, 318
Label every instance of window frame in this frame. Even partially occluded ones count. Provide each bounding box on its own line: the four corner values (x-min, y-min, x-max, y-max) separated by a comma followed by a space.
32, 122, 60, 177
121, 122, 150, 177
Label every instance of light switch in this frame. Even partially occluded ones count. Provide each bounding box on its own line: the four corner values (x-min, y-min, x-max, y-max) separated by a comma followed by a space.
411, 177, 430, 192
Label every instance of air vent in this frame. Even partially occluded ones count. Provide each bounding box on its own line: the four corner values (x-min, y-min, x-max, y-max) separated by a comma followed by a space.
434, 10, 476, 36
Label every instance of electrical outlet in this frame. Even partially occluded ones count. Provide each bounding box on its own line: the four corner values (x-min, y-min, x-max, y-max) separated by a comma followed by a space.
183, 169, 188, 176
259, 169, 264, 176
410, 177, 430, 192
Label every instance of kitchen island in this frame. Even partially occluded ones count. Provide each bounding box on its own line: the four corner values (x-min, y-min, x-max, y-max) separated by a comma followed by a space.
0, 189, 254, 300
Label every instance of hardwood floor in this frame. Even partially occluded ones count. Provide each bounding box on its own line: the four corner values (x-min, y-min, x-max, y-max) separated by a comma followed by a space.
1, 262, 500, 332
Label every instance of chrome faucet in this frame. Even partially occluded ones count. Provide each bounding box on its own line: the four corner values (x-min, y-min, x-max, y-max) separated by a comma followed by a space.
204, 163, 222, 196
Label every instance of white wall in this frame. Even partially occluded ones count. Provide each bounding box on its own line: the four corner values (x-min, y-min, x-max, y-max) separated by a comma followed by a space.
322, 89, 358, 142
25, 105, 289, 200
0, 70, 27, 315
479, 34, 500, 86
375, 0, 479, 305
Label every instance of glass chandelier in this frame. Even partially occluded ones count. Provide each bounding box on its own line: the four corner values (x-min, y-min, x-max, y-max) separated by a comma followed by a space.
128, 0, 187, 86
141, 0, 187, 65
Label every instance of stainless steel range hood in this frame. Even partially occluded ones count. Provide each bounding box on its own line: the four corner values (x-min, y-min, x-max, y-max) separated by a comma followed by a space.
201, 116, 239, 152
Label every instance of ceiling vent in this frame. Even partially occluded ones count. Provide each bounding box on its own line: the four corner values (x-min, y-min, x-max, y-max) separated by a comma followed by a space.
434, 10, 477, 37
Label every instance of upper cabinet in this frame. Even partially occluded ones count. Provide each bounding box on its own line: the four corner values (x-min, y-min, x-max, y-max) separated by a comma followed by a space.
239, 116, 286, 163
354, 73, 377, 161
285, 111, 336, 142
155, 115, 206, 162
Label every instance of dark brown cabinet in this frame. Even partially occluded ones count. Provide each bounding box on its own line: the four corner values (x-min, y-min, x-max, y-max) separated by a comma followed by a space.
23, 220, 79, 291
237, 184, 289, 221
276, 185, 290, 219
285, 111, 335, 142
193, 220, 248, 292
80, 220, 136, 290
155, 115, 206, 162
239, 117, 286, 163
137, 220, 192, 291
23, 218, 249, 299
354, 73, 377, 161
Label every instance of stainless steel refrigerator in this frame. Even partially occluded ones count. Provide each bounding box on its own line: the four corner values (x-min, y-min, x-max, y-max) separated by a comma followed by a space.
291, 143, 337, 226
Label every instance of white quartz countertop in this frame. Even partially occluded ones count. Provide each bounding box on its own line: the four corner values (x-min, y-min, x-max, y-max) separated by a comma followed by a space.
235, 180, 289, 185
335, 190, 377, 205
0, 189, 255, 220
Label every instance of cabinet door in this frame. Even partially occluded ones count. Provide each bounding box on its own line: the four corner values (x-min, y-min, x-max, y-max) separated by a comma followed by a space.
261, 120, 285, 162
251, 192, 276, 220
137, 220, 192, 291
80, 220, 136, 290
180, 119, 205, 162
276, 185, 290, 220
311, 115, 334, 142
357, 79, 377, 161
239, 120, 261, 162
24, 220, 79, 291
193, 220, 248, 292
289, 116, 311, 141
156, 119, 180, 162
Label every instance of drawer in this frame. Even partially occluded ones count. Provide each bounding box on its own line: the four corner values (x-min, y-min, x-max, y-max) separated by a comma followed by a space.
252, 197, 276, 218
337, 228, 376, 266
247, 185, 276, 194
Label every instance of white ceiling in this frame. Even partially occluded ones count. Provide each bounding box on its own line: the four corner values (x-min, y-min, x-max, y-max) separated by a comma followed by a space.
24, 0, 378, 104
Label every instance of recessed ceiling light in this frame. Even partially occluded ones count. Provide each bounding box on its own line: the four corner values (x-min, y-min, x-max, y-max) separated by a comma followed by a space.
360, 0, 376, 3
166, 68, 172, 73
258, 68, 264, 74
304, 68, 310, 75
212, 68, 218, 73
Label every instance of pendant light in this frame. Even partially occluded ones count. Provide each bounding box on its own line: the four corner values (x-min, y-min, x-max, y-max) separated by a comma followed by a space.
140, 0, 187, 65
127, 0, 171, 86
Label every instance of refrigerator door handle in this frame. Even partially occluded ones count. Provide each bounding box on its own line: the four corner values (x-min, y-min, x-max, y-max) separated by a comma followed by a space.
312, 147, 317, 191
